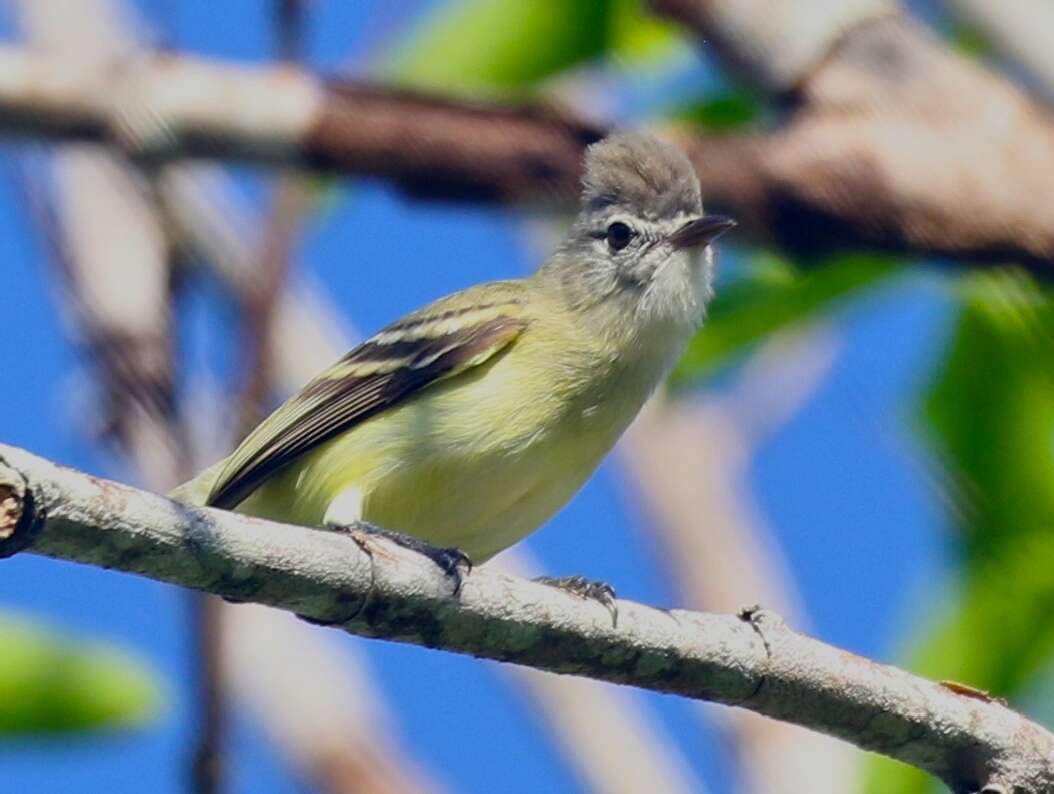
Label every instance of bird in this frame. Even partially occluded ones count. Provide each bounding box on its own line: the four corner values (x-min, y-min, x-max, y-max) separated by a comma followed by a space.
172, 132, 733, 600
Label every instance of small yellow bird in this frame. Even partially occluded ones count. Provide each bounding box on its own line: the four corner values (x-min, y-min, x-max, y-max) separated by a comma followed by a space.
173, 133, 732, 595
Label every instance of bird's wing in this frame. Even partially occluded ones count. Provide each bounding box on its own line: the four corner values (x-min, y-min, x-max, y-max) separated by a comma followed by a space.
206, 283, 529, 509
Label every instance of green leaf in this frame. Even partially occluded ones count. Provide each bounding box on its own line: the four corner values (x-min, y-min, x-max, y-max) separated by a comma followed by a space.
863, 755, 939, 794
385, 0, 609, 97
383, 0, 684, 97
950, 21, 995, 59
672, 251, 897, 382
916, 272, 1054, 688
607, 0, 684, 67
865, 272, 1054, 794
671, 90, 765, 132
0, 614, 162, 734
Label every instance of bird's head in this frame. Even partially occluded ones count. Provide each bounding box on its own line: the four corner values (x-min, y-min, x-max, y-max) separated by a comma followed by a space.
544, 133, 734, 333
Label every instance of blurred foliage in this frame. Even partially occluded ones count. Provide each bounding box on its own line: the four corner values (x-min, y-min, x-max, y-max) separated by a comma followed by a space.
0, 613, 161, 734
385, 0, 683, 96
671, 90, 765, 132
949, 22, 996, 59
673, 251, 897, 381
607, 0, 683, 65
865, 272, 1054, 793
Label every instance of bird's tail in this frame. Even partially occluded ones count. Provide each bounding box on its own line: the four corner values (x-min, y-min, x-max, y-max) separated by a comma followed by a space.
167, 458, 227, 507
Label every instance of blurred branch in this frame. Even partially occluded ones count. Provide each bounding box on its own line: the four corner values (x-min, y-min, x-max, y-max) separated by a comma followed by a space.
620, 329, 857, 793
10, 0, 185, 498
221, 603, 444, 794
2, 445, 1054, 794
0, 45, 601, 203
652, 2, 1054, 274
160, 124, 447, 794
12, 2, 201, 788
245, 0, 315, 408
235, 0, 312, 465
13, 3, 437, 794
190, 590, 224, 794
231, 182, 306, 425
943, 0, 1054, 102
10, 150, 185, 491
494, 552, 707, 794
197, 4, 316, 784
1, 41, 1054, 272
648, 0, 896, 92
651, 0, 896, 92
159, 165, 355, 387
276, 0, 307, 63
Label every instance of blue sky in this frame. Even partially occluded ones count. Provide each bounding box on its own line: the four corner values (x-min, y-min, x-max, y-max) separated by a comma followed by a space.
0, 2, 955, 792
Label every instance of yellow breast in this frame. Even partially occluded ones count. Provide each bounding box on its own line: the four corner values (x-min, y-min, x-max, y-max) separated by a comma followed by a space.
241, 305, 679, 562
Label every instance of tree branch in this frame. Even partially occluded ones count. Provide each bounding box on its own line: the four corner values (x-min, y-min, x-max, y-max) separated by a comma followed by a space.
0, 45, 602, 204
654, 2, 1054, 274
620, 335, 859, 793
1, 443, 1052, 793
2, 39, 1054, 272
649, 0, 896, 92
943, 0, 1054, 105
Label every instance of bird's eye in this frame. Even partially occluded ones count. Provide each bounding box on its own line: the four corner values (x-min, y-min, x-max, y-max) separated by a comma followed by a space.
605, 222, 634, 251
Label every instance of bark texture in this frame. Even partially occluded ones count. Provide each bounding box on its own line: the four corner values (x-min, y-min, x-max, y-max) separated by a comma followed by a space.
1, 443, 1052, 793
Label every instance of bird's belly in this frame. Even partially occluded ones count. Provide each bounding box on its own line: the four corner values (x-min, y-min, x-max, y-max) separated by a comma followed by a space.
242, 380, 634, 562
240, 326, 669, 562
365, 428, 615, 561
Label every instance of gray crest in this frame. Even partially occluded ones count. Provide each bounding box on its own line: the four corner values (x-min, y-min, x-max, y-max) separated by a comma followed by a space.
581, 133, 702, 220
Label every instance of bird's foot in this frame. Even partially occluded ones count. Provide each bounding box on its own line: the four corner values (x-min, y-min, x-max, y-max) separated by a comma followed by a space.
327, 520, 472, 596
534, 575, 618, 627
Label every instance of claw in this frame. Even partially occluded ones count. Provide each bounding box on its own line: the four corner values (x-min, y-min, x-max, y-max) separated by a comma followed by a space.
433, 546, 473, 595
535, 575, 618, 627
327, 520, 471, 597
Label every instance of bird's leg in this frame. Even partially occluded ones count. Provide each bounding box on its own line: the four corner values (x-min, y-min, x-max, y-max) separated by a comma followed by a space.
325, 520, 472, 596
534, 575, 618, 627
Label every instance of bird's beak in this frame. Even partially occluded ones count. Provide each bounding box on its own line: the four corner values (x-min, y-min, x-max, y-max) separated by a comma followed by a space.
669, 214, 736, 249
